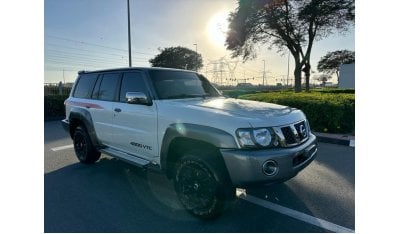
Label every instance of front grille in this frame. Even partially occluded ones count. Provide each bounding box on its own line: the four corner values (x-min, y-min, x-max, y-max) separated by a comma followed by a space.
275, 120, 309, 147
281, 126, 296, 144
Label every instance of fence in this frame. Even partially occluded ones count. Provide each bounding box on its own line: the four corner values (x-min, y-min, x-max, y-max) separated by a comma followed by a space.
44, 82, 73, 96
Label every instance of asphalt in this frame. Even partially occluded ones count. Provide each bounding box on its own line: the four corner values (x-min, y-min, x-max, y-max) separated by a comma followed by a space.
44, 121, 355, 232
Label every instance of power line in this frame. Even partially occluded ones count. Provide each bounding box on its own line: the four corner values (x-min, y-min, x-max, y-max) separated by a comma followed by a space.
45, 35, 156, 56
46, 49, 129, 61
46, 55, 127, 65
46, 43, 127, 57
46, 35, 128, 52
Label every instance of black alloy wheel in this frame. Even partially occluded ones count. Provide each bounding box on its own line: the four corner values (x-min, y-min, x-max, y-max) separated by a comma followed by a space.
73, 126, 100, 164
174, 156, 225, 219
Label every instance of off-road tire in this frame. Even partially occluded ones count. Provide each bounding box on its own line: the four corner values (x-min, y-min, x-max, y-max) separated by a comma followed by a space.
174, 151, 234, 219
73, 126, 101, 164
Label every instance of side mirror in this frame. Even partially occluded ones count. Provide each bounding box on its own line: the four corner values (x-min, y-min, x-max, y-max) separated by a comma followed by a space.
126, 92, 152, 106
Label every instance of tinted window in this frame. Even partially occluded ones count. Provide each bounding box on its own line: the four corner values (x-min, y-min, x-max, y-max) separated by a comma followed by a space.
98, 73, 120, 101
119, 72, 148, 102
149, 70, 220, 99
73, 73, 98, 98
91, 76, 102, 99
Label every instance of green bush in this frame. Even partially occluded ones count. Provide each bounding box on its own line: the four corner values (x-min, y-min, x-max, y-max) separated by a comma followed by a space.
44, 95, 69, 119
315, 88, 355, 94
239, 91, 355, 133
221, 89, 257, 98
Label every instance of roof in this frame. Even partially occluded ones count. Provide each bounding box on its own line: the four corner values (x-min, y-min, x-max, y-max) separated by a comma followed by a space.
78, 67, 197, 74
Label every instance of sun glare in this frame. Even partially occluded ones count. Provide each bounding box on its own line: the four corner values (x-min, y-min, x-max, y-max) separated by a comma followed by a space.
207, 11, 230, 47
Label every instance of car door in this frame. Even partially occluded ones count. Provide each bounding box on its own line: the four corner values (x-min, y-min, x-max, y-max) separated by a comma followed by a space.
89, 72, 121, 146
112, 71, 158, 160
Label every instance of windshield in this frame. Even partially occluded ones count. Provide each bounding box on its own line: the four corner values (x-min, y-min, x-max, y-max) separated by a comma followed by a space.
148, 70, 221, 100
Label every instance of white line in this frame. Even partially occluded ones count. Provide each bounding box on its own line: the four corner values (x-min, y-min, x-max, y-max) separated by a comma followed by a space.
349, 140, 355, 147
51, 144, 73, 151
237, 190, 354, 233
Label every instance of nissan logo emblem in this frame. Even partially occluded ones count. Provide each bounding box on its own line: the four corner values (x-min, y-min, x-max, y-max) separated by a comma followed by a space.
299, 124, 307, 138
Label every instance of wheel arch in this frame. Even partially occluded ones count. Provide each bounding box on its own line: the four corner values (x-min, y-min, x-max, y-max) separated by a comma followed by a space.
160, 123, 237, 180
68, 107, 100, 147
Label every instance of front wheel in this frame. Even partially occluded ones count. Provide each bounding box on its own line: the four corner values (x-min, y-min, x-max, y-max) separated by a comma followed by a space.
174, 154, 233, 219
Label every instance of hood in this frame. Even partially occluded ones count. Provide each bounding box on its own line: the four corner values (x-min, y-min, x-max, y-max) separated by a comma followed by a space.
157, 97, 306, 129
193, 97, 295, 118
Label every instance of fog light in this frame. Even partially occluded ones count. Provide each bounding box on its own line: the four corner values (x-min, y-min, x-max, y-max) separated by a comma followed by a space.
262, 160, 278, 176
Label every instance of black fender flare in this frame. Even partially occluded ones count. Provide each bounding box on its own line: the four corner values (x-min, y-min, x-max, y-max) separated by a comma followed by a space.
160, 123, 238, 171
69, 107, 101, 147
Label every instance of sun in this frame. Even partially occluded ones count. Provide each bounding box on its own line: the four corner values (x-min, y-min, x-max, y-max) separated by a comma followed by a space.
207, 11, 230, 47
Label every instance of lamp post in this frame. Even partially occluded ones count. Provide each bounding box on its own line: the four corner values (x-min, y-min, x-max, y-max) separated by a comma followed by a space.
287, 49, 290, 88
127, 0, 132, 67
262, 59, 265, 86
193, 43, 197, 72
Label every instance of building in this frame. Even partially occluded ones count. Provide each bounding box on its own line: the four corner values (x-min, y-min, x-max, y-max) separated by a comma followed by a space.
338, 63, 355, 89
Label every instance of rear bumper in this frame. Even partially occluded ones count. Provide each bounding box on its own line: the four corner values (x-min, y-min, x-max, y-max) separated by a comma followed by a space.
220, 133, 317, 187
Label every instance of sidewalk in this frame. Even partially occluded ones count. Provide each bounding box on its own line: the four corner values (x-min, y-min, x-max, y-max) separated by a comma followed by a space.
314, 132, 355, 147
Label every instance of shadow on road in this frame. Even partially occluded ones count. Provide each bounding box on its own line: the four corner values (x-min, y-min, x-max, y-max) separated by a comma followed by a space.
44, 120, 70, 144
44, 157, 326, 232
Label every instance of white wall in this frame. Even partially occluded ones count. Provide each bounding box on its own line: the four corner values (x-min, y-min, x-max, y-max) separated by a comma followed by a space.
339, 63, 355, 89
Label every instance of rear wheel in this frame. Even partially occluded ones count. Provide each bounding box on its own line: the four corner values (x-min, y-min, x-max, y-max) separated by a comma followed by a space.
174, 152, 234, 219
73, 126, 100, 164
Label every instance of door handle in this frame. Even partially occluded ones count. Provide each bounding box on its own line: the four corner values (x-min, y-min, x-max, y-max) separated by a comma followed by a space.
114, 108, 122, 113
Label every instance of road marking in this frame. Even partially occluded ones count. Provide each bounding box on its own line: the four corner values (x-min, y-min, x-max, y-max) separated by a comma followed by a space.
349, 140, 355, 147
51, 144, 73, 151
236, 189, 354, 233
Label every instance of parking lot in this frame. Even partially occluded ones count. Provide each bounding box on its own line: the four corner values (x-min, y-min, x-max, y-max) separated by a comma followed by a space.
44, 120, 354, 232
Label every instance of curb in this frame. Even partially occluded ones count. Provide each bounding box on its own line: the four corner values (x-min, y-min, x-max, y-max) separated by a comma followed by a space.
314, 132, 355, 147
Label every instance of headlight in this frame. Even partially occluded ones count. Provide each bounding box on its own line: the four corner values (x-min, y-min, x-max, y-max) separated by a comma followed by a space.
253, 128, 272, 146
236, 129, 255, 147
236, 128, 273, 148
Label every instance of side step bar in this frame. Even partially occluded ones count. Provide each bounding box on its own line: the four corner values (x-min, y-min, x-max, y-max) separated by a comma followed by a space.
99, 147, 150, 168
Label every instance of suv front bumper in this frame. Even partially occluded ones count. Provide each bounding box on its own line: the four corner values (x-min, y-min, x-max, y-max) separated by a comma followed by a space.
220, 133, 317, 187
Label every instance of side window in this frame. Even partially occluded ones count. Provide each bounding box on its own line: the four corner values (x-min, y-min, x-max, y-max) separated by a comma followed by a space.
98, 73, 120, 101
119, 72, 149, 102
91, 75, 102, 99
73, 73, 98, 98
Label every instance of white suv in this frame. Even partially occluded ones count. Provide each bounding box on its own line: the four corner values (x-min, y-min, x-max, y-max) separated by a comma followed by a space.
62, 67, 317, 218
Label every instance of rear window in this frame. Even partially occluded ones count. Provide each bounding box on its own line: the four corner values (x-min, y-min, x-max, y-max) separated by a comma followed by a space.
73, 73, 98, 98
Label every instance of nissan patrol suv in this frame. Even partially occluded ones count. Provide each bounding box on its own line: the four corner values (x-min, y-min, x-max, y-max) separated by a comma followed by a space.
62, 67, 317, 219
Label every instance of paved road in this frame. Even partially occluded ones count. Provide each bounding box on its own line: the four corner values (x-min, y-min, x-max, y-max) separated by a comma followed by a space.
44, 121, 354, 232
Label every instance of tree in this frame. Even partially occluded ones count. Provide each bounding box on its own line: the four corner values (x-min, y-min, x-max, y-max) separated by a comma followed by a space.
226, 0, 354, 92
317, 50, 355, 83
314, 74, 332, 87
149, 46, 203, 71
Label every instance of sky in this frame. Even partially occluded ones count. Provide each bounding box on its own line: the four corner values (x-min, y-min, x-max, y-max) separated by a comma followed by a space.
44, 0, 354, 85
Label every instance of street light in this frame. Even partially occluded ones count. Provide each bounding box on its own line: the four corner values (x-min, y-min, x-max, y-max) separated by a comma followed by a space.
193, 43, 197, 72
127, 0, 132, 67
262, 59, 265, 86
286, 49, 290, 88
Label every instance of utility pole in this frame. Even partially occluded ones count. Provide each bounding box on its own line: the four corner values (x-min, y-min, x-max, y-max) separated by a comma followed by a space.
286, 50, 290, 88
127, 0, 132, 67
193, 43, 197, 72
62, 69, 65, 84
